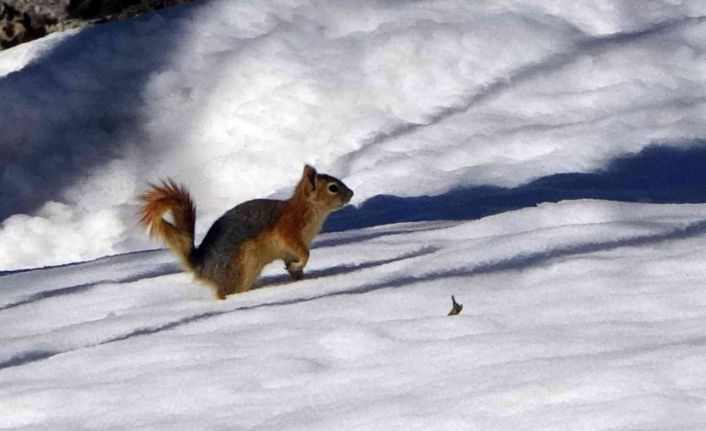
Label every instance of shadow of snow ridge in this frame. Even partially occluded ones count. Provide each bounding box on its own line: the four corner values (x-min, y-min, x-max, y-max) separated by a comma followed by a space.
325, 143, 706, 232
0, 349, 62, 370
94, 216, 706, 345
341, 15, 706, 169
0, 262, 179, 311
256, 245, 440, 288
0, 247, 438, 371
0, 2, 207, 222
4, 213, 705, 371
339, 217, 706, 295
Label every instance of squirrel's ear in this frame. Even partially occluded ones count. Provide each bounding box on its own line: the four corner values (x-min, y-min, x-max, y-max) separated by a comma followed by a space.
303, 164, 317, 191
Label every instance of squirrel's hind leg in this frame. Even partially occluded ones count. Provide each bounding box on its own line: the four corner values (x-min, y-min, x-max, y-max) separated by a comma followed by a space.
193, 272, 230, 300
209, 270, 247, 299
229, 242, 267, 295
196, 259, 243, 300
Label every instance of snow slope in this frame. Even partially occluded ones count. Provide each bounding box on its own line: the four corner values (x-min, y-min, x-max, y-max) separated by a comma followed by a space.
3, 200, 706, 429
3, 1, 706, 429
2, 0, 706, 269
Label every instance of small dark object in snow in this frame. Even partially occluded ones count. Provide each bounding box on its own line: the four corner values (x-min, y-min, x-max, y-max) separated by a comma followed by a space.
447, 295, 463, 316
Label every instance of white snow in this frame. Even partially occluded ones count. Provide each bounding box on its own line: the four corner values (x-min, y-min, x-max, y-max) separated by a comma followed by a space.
0, 29, 78, 78
1, 0, 706, 269
2, 0, 706, 429
3, 200, 706, 429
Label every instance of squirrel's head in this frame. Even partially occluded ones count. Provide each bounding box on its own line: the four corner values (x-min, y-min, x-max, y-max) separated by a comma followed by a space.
298, 164, 353, 211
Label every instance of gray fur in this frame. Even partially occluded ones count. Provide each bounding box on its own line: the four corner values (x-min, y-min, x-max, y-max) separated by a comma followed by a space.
192, 199, 284, 288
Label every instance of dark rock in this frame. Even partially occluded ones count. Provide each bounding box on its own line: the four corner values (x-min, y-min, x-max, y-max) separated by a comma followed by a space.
67, 0, 193, 20
0, 2, 50, 50
8, 0, 71, 21
0, 0, 196, 50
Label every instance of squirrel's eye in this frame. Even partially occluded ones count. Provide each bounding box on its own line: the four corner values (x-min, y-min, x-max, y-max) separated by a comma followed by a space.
328, 184, 339, 194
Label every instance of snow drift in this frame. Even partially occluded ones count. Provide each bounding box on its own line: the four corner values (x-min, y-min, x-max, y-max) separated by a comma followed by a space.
4, 2, 706, 428
1, 0, 706, 270
3, 200, 706, 429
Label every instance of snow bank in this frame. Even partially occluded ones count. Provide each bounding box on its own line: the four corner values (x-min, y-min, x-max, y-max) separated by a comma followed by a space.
3, 200, 706, 429
1, 0, 706, 269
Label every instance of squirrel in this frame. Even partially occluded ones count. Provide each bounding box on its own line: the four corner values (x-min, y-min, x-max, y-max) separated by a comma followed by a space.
138, 165, 353, 299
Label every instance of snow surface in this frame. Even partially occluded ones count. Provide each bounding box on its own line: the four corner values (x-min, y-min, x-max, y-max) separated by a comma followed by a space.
3, 200, 706, 429
2, 0, 706, 269
3, 1, 706, 429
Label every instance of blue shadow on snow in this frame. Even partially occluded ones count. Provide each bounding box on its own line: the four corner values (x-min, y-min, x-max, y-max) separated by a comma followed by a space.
324, 142, 706, 232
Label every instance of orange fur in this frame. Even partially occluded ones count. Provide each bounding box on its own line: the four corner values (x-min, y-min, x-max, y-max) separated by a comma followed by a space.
276, 172, 331, 248
138, 165, 352, 299
138, 179, 196, 271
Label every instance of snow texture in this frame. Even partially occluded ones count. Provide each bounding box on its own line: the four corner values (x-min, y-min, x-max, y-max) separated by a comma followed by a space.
3, 200, 706, 429
3, 1, 706, 429
1, 0, 706, 269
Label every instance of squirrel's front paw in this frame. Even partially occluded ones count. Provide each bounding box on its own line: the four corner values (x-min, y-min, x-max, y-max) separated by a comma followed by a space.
288, 268, 304, 281
285, 261, 305, 281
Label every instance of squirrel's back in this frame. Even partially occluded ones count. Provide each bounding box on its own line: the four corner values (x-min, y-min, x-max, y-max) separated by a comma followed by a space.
193, 199, 284, 287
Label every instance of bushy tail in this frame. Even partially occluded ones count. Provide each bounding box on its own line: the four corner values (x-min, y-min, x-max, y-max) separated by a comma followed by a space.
138, 179, 197, 272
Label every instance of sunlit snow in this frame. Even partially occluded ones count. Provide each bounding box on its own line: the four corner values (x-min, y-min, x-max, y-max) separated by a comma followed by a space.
1, 0, 706, 269
3, 201, 706, 429
2, 1, 706, 429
